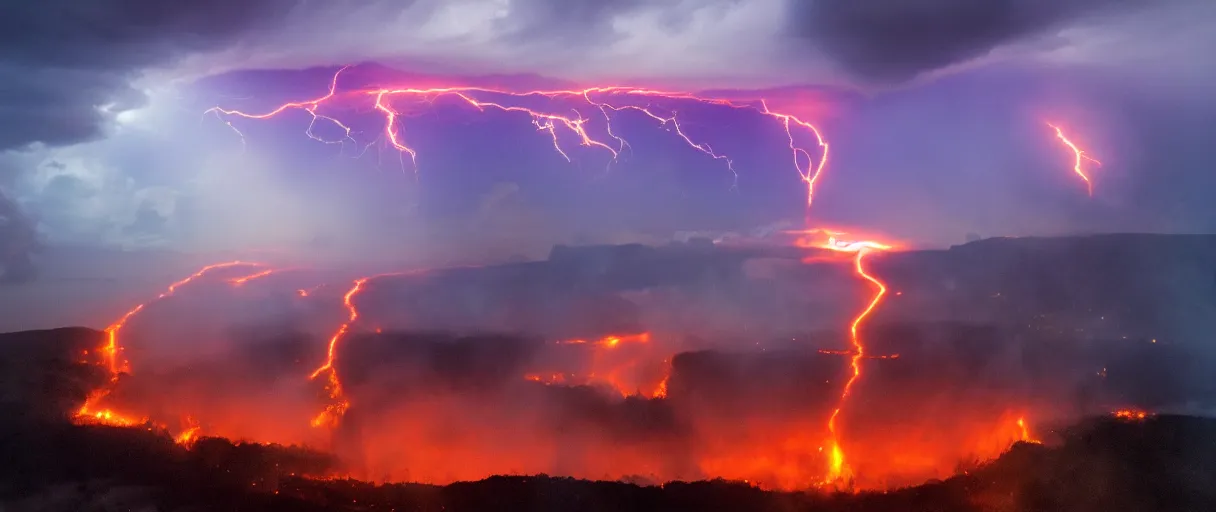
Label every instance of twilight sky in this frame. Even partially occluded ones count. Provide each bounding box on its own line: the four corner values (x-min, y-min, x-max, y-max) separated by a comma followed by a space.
2, 0, 1216, 273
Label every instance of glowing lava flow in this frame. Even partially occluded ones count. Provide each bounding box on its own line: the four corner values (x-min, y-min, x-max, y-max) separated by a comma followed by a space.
76, 261, 266, 427
207, 69, 832, 208
309, 277, 370, 428
1047, 123, 1102, 197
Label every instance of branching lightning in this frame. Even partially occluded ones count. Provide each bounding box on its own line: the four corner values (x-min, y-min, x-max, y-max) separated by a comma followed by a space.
1047, 123, 1102, 197
200, 67, 1056, 490
207, 69, 831, 208
76, 261, 268, 435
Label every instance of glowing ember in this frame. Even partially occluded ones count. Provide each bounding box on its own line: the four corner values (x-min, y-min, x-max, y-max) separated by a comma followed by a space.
1017, 416, 1041, 444
1113, 409, 1150, 421
175, 417, 202, 447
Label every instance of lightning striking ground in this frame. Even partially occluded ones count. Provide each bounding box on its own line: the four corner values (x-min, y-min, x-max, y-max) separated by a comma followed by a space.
76, 261, 268, 435
309, 277, 368, 428
793, 230, 894, 485
1047, 123, 1103, 197
206, 71, 898, 486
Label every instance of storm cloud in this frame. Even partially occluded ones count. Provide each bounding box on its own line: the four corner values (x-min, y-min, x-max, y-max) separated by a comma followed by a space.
0, 190, 37, 283
789, 0, 1152, 83
0, 0, 305, 151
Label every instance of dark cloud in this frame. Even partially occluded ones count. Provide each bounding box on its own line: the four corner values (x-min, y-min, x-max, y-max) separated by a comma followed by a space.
501, 0, 648, 36
499, 0, 716, 42
0, 190, 38, 284
789, 0, 1145, 83
123, 202, 170, 238
0, 0, 304, 151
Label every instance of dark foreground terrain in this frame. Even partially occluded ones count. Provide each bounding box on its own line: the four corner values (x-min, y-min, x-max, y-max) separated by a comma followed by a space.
2, 327, 1216, 511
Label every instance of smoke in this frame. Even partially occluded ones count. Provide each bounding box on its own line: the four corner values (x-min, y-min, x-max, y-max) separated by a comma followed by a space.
0, 190, 38, 284
62, 235, 1216, 490
788, 0, 1152, 83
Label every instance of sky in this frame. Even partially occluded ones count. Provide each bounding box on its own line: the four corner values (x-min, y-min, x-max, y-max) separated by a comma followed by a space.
2, 0, 1216, 279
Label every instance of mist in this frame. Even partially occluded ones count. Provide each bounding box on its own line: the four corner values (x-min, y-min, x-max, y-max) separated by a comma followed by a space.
63, 235, 1216, 491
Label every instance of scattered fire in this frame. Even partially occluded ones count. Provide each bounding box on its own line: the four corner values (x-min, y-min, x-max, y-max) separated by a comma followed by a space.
74, 261, 270, 442
1113, 409, 1150, 421
530, 332, 668, 398
49, 68, 1102, 492
524, 372, 571, 385
175, 417, 202, 447
560, 332, 651, 347
1017, 416, 1041, 444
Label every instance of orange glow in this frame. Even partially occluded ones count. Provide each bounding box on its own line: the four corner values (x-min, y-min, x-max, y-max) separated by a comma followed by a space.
523, 372, 571, 385
209, 71, 832, 209
99, 261, 264, 377
309, 277, 370, 428
651, 359, 671, 399
562, 332, 651, 348
826, 248, 888, 484
791, 229, 895, 486
1113, 409, 1150, 421
175, 417, 201, 447
75, 390, 145, 428
228, 268, 278, 286
75, 261, 267, 442
1017, 416, 1040, 444
1047, 123, 1102, 197
530, 332, 667, 398
52, 68, 1091, 491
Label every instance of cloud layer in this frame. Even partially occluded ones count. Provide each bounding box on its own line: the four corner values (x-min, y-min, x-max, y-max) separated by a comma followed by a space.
0, 0, 1214, 256
788, 0, 1153, 83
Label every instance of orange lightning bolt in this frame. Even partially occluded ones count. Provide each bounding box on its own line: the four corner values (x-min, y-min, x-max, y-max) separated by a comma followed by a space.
1047, 123, 1102, 197
208, 70, 833, 209
99, 261, 265, 377
77, 261, 268, 430
227, 268, 278, 286
796, 230, 893, 485
309, 277, 370, 428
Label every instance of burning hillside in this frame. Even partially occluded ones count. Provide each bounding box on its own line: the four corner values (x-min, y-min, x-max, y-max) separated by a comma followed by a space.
0, 327, 1213, 511
3, 234, 1216, 507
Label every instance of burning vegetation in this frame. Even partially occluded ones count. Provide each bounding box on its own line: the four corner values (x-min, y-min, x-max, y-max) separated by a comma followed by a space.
3, 234, 1216, 509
